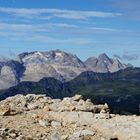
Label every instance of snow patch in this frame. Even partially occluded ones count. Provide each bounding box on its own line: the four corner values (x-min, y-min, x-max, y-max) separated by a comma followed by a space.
56, 53, 63, 57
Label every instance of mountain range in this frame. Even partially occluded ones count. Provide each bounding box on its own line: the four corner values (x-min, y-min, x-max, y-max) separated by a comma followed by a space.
0, 50, 130, 90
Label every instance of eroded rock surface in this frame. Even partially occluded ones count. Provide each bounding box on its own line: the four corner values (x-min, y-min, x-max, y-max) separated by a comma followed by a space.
0, 94, 139, 140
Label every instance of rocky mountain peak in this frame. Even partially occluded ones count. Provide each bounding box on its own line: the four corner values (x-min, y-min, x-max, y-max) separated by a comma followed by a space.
109, 59, 123, 72
85, 53, 130, 73
98, 53, 108, 59
17, 50, 85, 68
16, 50, 87, 83
98, 53, 112, 65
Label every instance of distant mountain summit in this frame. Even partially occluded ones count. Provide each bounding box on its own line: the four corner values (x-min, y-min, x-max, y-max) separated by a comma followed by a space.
85, 53, 128, 73
17, 50, 86, 82
18, 49, 85, 68
0, 50, 131, 90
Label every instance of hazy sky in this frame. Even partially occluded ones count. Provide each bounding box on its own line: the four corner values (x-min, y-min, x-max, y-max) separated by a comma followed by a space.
0, 0, 140, 66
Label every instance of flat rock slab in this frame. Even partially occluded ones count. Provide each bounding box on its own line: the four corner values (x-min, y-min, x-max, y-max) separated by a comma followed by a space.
91, 115, 140, 140
0, 94, 139, 140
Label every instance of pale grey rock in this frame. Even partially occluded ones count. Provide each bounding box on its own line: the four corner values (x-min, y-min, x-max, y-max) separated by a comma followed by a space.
1, 94, 27, 107
39, 120, 49, 128
44, 111, 94, 126
79, 129, 95, 136
94, 113, 110, 119
77, 112, 95, 126
72, 94, 83, 101
51, 132, 61, 140
72, 129, 95, 137
69, 129, 95, 140
51, 121, 61, 127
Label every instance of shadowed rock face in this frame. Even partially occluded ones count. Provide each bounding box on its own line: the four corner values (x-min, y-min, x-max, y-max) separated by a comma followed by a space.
84, 57, 98, 71
0, 50, 130, 90
109, 59, 126, 72
0, 60, 24, 90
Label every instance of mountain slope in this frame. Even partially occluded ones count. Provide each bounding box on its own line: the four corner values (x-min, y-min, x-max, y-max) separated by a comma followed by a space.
67, 68, 140, 114
0, 60, 24, 90
0, 67, 140, 114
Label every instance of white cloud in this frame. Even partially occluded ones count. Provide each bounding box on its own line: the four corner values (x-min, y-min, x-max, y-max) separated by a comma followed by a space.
113, 52, 139, 61
0, 22, 38, 31
0, 22, 78, 33
27, 35, 95, 45
88, 27, 120, 32
0, 21, 95, 45
0, 7, 122, 20
0, 30, 94, 46
0, 21, 123, 47
47, 23, 78, 28
0, 22, 120, 33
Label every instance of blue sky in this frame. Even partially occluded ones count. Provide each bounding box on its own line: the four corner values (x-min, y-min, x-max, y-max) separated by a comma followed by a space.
0, 0, 140, 66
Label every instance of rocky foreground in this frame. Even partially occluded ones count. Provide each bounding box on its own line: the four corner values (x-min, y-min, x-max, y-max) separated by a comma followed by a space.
0, 94, 139, 140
